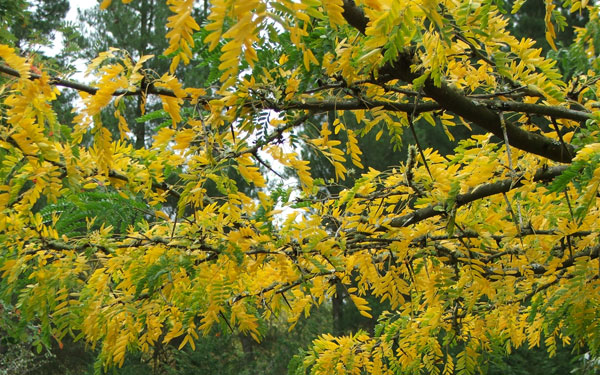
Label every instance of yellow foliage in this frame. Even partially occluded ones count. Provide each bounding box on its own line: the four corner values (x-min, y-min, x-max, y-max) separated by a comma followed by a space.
1, 0, 600, 372
164, 0, 200, 72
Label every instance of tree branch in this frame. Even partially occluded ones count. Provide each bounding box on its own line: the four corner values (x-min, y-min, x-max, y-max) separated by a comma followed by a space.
340, 0, 577, 163
282, 98, 440, 113
481, 99, 590, 122
1, 63, 589, 125
0, 63, 209, 101
385, 165, 568, 228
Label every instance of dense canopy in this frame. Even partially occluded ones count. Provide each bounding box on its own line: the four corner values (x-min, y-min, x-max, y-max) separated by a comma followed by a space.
1, 0, 600, 373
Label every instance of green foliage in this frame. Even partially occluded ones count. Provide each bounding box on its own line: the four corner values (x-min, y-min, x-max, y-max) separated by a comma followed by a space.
547, 15, 600, 79
39, 190, 149, 237
173, 308, 332, 375
0, 0, 69, 49
0, 0, 26, 45
549, 159, 589, 193
483, 339, 576, 375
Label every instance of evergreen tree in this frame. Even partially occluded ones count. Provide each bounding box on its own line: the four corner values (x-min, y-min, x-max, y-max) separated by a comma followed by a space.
77, 0, 209, 148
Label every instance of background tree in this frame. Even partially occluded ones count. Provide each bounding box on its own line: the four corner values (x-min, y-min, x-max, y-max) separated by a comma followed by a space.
0, 0, 69, 51
77, 0, 209, 148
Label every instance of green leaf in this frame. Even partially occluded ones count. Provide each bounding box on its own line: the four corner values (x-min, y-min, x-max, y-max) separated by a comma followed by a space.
136, 109, 168, 123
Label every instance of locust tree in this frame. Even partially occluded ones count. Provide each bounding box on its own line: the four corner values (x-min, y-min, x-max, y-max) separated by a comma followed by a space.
1, 0, 600, 374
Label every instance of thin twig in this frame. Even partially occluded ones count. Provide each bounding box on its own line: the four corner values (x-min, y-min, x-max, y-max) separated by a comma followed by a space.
253, 152, 284, 179
499, 112, 523, 229
408, 94, 433, 179
551, 117, 574, 161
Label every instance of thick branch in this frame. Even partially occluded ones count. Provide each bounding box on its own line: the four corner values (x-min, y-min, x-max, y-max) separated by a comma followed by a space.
386, 165, 568, 228
350, 228, 591, 249
340, 0, 577, 163
481, 100, 590, 122
421, 83, 575, 163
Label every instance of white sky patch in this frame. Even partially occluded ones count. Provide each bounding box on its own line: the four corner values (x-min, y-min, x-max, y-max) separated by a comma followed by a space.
66, 0, 97, 21
66, 0, 98, 82
37, 0, 98, 82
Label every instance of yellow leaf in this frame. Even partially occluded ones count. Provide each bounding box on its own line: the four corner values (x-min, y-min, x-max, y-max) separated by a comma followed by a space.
155, 210, 171, 221
169, 54, 181, 74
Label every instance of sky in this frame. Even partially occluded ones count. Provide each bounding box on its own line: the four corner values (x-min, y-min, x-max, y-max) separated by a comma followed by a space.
66, 0, 97, 22
43, 0, 98, 80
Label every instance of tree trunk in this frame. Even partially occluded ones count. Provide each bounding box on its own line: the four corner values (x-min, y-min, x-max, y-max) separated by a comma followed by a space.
332, 281, 345, 336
